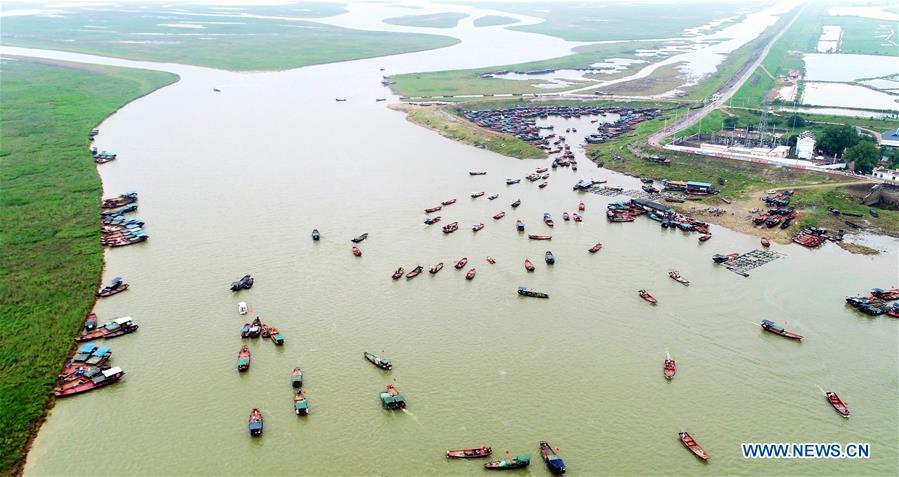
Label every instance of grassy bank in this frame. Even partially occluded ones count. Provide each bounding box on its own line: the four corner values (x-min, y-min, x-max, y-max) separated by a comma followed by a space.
473, 15, 517, 27
675, 107, 899, 139
0, 58, 178, 475
0, 6, 458, 71
391, 103, 546, 159
384, 12, 469, 28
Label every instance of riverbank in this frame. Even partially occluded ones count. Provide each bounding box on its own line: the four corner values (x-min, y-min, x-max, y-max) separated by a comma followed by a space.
0, 57, 177, 476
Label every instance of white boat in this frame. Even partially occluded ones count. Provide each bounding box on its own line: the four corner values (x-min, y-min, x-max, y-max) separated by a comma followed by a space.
238, 302, 248, 315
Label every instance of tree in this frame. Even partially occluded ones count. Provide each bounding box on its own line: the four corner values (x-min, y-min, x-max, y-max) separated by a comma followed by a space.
818, 124, 859, 156
786, 115, 805, 128
786, 134, 798, 148
844, 141, 880, 174
723, 117, 738, 130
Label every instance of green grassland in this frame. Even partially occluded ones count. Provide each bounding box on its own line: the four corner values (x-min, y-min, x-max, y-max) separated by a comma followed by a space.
0, 7, 459, 71
473, 15, 518, 27
675, 108, 899, 139
0, 58, 178, 475
383, 12, 469, 28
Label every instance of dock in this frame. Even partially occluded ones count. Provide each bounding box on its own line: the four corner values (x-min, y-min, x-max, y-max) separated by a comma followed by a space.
724, 249, 784, 277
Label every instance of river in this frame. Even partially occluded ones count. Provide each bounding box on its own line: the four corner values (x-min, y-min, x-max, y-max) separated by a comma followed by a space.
7, 2, 898, 476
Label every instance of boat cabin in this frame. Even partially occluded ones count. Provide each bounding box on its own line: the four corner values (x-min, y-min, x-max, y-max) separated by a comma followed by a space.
92, 367, 123, 384
761, 320, 784, 332
74, 343, 98, 361
686, 181, 712, 195
379, 392, 407, 410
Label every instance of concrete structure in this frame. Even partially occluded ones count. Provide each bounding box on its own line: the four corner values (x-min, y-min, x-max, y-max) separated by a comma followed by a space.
881, 128, 899, 149
872, 167, 899, 183
700, 143, 790, 158
796, 131, 816, 160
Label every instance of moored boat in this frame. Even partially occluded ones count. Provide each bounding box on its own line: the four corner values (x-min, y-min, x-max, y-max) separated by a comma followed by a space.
380, 384, 407, 410
351, 233, 368, 243
85, 346, 111, 366
406, 265, 423, 279
639, 289, 657, 304
76, 316, 138, 341
466, 268, 477, 280
441, 198, 457, 206
589, 242, 602, 253
312, 229, 320, 241
270, 327, 284, 345
363, 351, 392, 370
698, 234, 712, 242
291, 367, 304, 388
760, 320, 802, 340
679, 432, 708, 461
825, 391, 850, 417
446, 446, 492, 459
484, 455, 530, 470
294, 389, 309, 416
442, 222, 459, 233
473, 223, 485, 232
761, 237, 770, 247
96, 276, 128, 297
429, 262, 444, 274
524, 259, 535, 272
518, 286, 548, 298
54, 367, 125, 397
237, 345, 251, 371
493, 211, 505, 220
544, 251, 555, 264
248, 408, 263, 436
539, 442, 566, 474
528, 234, 552, 240
668, 270, 689, 285
578, 202, 585, 211
455, 257, 468, 269
664, 358, 676, 380
392, 267, 405, 280
352, 246, 362, 256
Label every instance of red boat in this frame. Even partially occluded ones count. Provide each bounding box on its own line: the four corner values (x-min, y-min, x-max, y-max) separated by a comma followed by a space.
825, 392, 850, 417
639, 289, 657, 304
578, 202, 585, 211
562, 212, 570, 221
392, 267, 405, 280
572, 213, 582, 222
761, 237, 771, 247
486, 256, 496, 264
352, 246, 362, 256
96, 279, 128, 298
589, 242, 602, 253
472, 223, 485, 232
429, 262, 444, 274
698, 234, 712, 242
664, 359, 676, 380
425, 206, 442, 213
406, 266, 423, 279
679, 432, 709, 461
237, 345, 251, 371
524, 259, 535, 271
442, 222, 459, 234
248, 408, 264, 436
424, 216, 442, 225
54, 367, 125, 397
760, 320, 803, 340
441, 199, 457, 206
455, 257, 468, 269
528, 234, 552, 240
446, 446, 492, 459
465, 268, 477, 280
493, 211, 506, 220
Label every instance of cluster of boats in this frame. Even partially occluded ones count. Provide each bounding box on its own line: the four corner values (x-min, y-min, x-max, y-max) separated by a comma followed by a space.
239, 316, 285, 345
846, 287, 899, 317
54, 341, 125, 397
445, 441, 566, 473
100, 192, 147, 247
606, 198, 713, 240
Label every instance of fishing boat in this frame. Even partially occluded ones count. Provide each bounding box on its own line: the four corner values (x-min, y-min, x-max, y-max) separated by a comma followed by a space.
54, 367, 125, 397
511, 199, 521, 208
469, 171, 487, 176
484, 455, 530, 470
96, 276, 128, 297
544, 251, 555, 264
238, 302, 248, 315
237, 345, 251, 371
425, 206, 442, 213
466, 268, 477, 280
543, 213, 554, 227
363, 352, 392, 370
351, 246, 362, 257
528, 234, 552, 240
429, 262, 444, 274
441, 198, 457, 206
351, 233, 368, 243
312, 229, 320, 241
516, 220, 525, 231
642, 185, 659, 194
379, 384, 407, 410
712, 253, 738, 263
269, 327, 284, 345
442, 222, 459, 233
473, 223, 485, 232
493, 211, 506, 220
85, 346, 111, 366
524, 259, 535, 272
760, 320, 803, 340
539, 442, 566, 474
572, 213, 582, 222
668, 270, 689, 285
406, 265, 423, 279
664, 359, 676, 380
506, 179, 521, 185
825, 391, 850, 417
761, 237, 770, 247
589, 242, 602, 253
678, 432, 708, 461
538, 182, 548, 189
248, 408, 263, 436
487, 194, 499, 200
578, 202, 585, 211
446, 446, 492, 459
486, 256, 496, 264
518, 286, 548, 298
424, 216, 442, 225
335, 98, 347, 102
73, 343, 97, 362
455, 257, 468, 269
471, 191, 485, 198
639, 289, 657, 304
291, 367, 303, 388
84, 314, 97, 331
76, 316, 138, 341
562, 212, 570, 221
391, 267, 405, 280
230, 274, 254, 292
294, 389, 309, 416
698, 234, 712, 242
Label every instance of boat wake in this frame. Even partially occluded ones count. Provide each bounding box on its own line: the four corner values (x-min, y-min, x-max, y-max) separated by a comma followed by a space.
815, 384, 827, 395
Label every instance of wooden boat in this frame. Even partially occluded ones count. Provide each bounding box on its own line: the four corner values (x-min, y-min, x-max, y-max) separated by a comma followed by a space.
364, 352, 392, 370
429, 262, 444, 274
579, 202, 585, 211
230, 274, 254, 292
761, 237, 771, 247
664, 359, 676, 380
312, 229, 320, 241
85, 346, 111, 366
506, 179, 521, 185
248, 408, 263, 436
406, 265, 423, 279
424, 216, 442, 225
352, 246, 362, 256
528, 234, 552, 240
825, 391, 850, 417
539, 442, 566, 474
562, 212, 570, 221
760, 320, 802, 340
589, 242, 602, 253
639, 289, 657, 304
101, 192, 137, 209
472, 223, 485, 232
543, 213, 554, 227
484, 455, 530, 470
291, 367, 303, 388
712, 253, 738, 263
518, 286, 548, 298
425, 206, 442, 213
524, 259, 535, 272
76, 316, 138, 341
335, 98, 347, 102
392, 267, 405, 280
572, 213, 582, 222
486, 256, 496, 264
442, 222, 459, 233
237, 345, 251, 371
351, 233, 368, 243
84, 313, 97, 331
446, 446, 492, 459
469, 171, 487, 176
544, 251, 555, 264
54, 367, 125, 397
493, 211, 506, 220
511, 199, 521, 208
471, 191, 485, 198
668, 270, 689, 285
488, 194, 499, 200
380, 384, 407, 410
441, 198, 457, 206
466, 268, 477, 280
96, 276, 128, 297
516, 220, 525, 231
238, 302, 248, 315
455, 257, 468, 269
698, 234, 712, 242
269, 327, 284, 345
538, 182, 548, 189
679, 432, 708, 461
536, 167, 548, 173
294, 389, 309, 416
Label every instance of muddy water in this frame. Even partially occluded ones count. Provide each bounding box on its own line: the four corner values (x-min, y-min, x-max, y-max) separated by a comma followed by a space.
8, 3, 898, 476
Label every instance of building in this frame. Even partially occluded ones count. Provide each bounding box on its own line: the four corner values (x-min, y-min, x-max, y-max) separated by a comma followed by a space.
881, 128, 899, 149
796, 131, 816, 160
873, 167, 899, 183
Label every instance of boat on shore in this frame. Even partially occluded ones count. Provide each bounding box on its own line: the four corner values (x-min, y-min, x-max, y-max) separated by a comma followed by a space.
351, 233, 368, 243
528, 234, 551, 240
429, 262, 444, 274
442, 222, 459, 233
446, 446, 492, 459
441, 198, 457, 206
589, 242, 602, 253
825, 391, 850, 417
679, 432, 709, 461
96, 276, 128, 297
493, 211, 506, 220
466, 268, 477, 280
664, 358, 676, 380
76, 316, 138, 341
511, 199, 521, 208
539, 442, 566, 474
406, 265, 423, 279
544, 251, 555, 264
760, 319, 803, 340
380, 384, 407, 410
294, 389, 309, 416
473, 223, 485, 232
639, 289, 657, 304
524, 259, 535, 272
518, 286, 548, 298
291, 367, 303, 388
230, 274, 254, 292
101, 192, 138, 209
237, 345, 251, 371
364, 352, 392, 370
484, 455, 530, 470
352, 246, 362, 256
248, 408, 263, 436
668, 270, 689, 285
391, 267, 405, 280
54, 367, 125, 397
455, 257, 468, 269
312, 229, 320, 241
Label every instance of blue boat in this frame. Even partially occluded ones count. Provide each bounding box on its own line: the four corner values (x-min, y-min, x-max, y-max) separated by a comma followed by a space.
85, 346, 111, 366
73, 343, 97, 362
312, 229, 320, 241
539, 441, 566, 474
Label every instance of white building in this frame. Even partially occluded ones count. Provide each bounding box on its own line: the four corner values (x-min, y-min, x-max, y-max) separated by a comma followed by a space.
872, 167, 899, 183
796, 131, 816, 160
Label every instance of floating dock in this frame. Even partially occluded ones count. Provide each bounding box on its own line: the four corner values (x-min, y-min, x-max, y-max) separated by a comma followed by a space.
724, 249, 784, 277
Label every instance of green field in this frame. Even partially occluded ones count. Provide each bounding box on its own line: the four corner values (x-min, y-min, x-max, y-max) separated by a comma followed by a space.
383, 12, 469, 28
0, 58, 178, 475
0, 7, 459, 71
676, 107, 899, 139
473, 15, 518, 27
